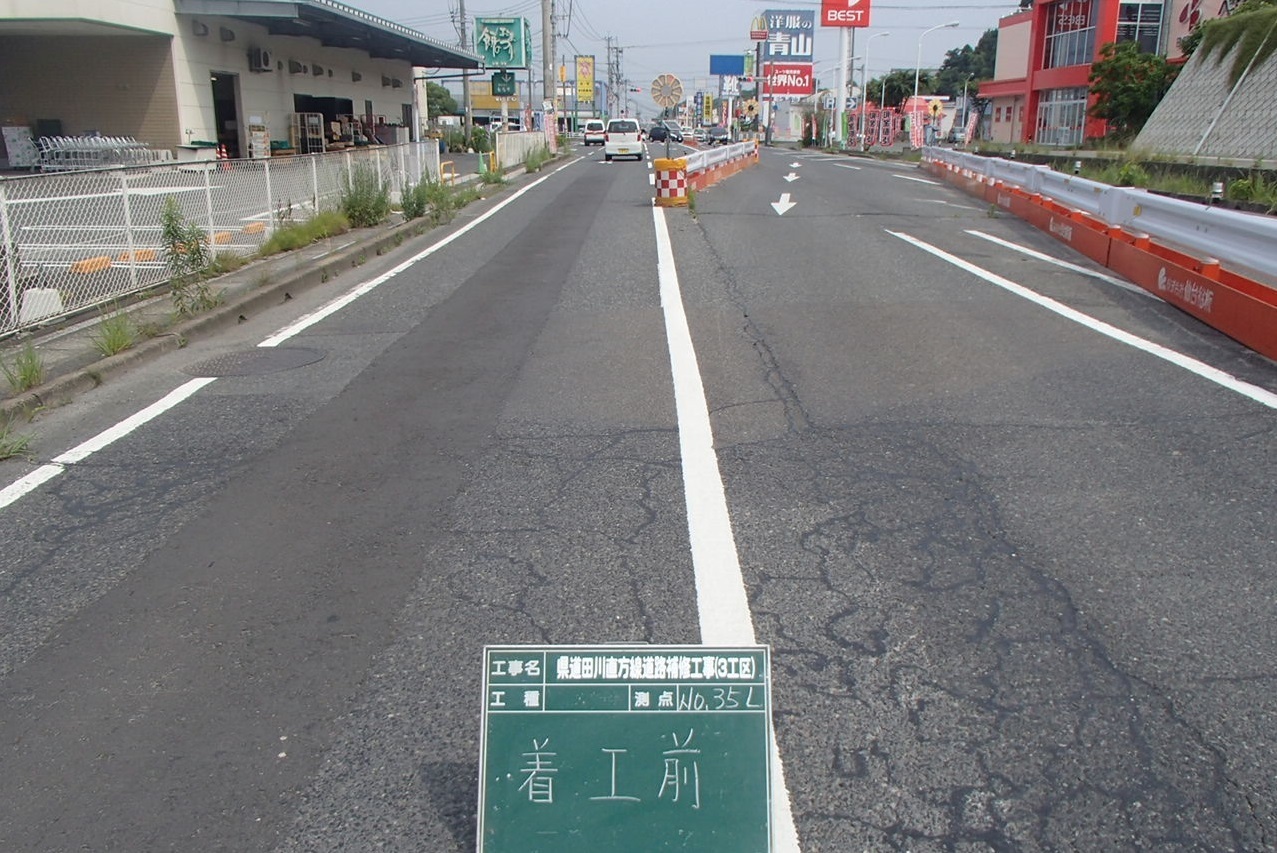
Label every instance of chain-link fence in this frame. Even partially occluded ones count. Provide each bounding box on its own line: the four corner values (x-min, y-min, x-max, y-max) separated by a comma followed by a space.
0, 140, 445, 336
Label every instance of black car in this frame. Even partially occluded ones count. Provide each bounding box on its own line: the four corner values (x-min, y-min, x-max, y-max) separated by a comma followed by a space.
661, 121, 684, 143
706, 126, 731, 145
648, 124, 668, 142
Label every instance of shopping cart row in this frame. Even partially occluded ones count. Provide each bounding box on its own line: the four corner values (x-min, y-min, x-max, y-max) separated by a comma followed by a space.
37, 135, 173, 172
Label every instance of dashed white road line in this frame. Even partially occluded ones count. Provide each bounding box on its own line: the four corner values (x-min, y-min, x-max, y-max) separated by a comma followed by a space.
889, 230, 1277, 410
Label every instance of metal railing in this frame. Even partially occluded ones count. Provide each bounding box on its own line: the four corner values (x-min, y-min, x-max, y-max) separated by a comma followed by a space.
684, 141, 756, 175
0, 140, 445, 335
925, 147, 1277, 282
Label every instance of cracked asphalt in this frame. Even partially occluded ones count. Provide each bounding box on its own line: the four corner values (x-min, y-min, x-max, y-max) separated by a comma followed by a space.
0, 143, 1275, 851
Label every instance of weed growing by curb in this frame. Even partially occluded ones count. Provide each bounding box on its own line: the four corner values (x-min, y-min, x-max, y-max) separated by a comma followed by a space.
2, 340, 44, 393
341, 164, 391, 227
0, 417, 32, 460
258, 211, 350, 256
91, 310, 137, 357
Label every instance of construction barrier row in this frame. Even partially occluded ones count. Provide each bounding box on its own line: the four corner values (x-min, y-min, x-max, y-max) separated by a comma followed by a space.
922, 156, 1277, 362
654, 141, 760, 208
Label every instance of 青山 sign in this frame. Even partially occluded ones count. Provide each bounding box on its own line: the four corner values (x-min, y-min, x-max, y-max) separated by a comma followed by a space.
763, 9, 815, 60
478, 645, 773, 852
475, 17, 531, 68
765, 62, 815, 96
821, 0, 872, 27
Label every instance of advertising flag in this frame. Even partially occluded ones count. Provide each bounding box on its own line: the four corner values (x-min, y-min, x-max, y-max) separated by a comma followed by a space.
576, 55, 595, 103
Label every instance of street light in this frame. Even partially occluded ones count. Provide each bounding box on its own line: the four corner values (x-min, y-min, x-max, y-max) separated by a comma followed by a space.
859, 32, 889, 151
913, 20, 959, 145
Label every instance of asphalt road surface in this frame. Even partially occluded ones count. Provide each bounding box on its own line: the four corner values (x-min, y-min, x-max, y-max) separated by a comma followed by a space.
2, 142, 1276, 851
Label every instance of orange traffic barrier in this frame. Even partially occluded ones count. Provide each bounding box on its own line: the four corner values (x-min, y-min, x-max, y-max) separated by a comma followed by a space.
70, 256, 112, 274
243, 222, 267, 235
116, 249, 157, 263
654, 158, 688, 207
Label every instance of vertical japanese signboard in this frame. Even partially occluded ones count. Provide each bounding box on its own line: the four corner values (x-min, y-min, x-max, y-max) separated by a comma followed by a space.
575, 55, 595, 104
475, 17, 531, 68
478, 645, 773, 852
763, 10, 816, 98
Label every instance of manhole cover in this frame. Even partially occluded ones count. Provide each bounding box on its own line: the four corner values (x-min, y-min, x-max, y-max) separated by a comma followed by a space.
184, 347, 325, 377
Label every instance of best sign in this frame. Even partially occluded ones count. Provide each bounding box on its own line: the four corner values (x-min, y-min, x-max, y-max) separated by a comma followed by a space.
821, 0, 871, 27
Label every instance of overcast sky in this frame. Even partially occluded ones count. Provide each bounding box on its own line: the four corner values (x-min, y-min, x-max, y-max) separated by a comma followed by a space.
357, 0, 1014, 115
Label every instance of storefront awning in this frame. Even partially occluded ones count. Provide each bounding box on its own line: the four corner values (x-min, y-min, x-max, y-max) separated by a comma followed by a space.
174, 0, 481, 68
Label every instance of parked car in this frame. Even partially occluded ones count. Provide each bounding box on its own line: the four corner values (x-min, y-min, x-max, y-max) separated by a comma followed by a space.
706, 126, 731, 145
582, 119, 606, 146
604, 118, 643, 161
693, 128, 707, 143
648, 124, 669, 142
661, 120, 684, 143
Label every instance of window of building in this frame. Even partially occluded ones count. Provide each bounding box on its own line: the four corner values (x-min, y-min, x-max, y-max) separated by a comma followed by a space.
995, 106, 1003, 122
1034, 86, 1089, 146
1044, 0, 1096, 69
1116, 0, 1163, 53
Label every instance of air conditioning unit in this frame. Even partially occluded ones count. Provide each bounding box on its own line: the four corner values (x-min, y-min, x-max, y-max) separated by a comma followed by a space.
249, 48, 273, 73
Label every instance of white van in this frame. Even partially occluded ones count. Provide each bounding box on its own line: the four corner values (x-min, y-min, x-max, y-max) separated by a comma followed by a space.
582, 119, 606, 145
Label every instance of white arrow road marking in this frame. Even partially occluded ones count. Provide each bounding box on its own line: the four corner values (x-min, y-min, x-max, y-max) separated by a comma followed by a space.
788, 162, 802, 168
783, 172, 800, 182
771, 193, 797, 215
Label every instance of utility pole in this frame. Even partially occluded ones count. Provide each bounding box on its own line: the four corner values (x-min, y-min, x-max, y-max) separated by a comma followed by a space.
541, 0, 554, 110
458, 0, 472, 139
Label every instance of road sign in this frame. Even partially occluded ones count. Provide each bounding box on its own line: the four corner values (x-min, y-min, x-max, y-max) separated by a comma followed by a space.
492, 71, 516, 98
650, 74, 684, 109
478, 645, 773, 852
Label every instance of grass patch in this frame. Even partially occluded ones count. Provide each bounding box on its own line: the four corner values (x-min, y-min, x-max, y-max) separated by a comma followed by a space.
341, 163, 391, 227
524, 146, 553, 173
91, 310, 137, 357
0, 417, 32, 460
206, 251, 247, 276
480, 169, 507, 186
1, 339, 45, 393
257, 210, 351, 257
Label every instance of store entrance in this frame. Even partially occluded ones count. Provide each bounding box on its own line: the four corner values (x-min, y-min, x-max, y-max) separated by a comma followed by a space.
211, 72, 241, 158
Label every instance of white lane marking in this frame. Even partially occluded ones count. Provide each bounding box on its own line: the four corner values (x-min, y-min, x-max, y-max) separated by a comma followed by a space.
892, 174, 940, 185
889, 230, 1277, 410
1, 160, 583, 509
833, 164, 862, 171
259, 159, 578, 347
965, 229, 1154, 298
0, 378, 218, 509
652, 206, 802, 851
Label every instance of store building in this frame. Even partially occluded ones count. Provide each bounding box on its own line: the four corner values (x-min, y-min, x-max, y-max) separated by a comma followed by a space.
979, 0, 1232, 146
0, 0, 478, 161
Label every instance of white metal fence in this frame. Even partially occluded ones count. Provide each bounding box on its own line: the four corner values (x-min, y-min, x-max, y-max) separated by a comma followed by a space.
0, 140, 445, 335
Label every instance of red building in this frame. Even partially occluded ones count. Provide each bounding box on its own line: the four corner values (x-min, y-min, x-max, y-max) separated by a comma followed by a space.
980, 0, 1230, 146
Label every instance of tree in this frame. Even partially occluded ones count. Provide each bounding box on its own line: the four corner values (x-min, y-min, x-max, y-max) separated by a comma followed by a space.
425, 82, 459, 120
868, 69, 920, 108
935, 29, 998, 96
1181, 0, 1277, 58
1088, 41, 1178, 138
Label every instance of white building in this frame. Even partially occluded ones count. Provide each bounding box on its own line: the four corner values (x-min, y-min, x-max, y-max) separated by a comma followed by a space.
0, 0, 479, 159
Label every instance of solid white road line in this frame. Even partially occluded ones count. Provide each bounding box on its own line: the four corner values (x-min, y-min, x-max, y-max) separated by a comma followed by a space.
889, 230, 1277, 410
892, 174, 940, 185
965, 229, 1155, 298
1, 159, 585, 510
259, 160, 579, 347
652, 205, 802, 851
0, 378, 218, 509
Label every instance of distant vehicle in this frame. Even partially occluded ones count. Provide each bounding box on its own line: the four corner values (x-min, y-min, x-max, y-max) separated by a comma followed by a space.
661, 120, 684, 143
583, 119, 606, 146
693, 128, 707, 143
604, 118, 643, 161
706, 126, 731, 145
648, 124, 669, 142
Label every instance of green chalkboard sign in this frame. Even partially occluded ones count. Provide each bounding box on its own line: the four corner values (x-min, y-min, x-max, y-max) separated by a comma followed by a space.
478, 645, 773, 852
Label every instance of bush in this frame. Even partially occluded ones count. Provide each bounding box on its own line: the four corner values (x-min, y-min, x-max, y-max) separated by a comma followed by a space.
524, 145, 552, 173
341, 164, 391, 227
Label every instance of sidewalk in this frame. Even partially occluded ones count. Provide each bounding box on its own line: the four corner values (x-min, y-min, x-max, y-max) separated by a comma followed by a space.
0, 167, 504, 423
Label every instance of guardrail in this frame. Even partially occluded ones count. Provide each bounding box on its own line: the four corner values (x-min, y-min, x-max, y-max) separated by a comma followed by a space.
921, 147, 1277, 361
925, 147, 1277, 281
